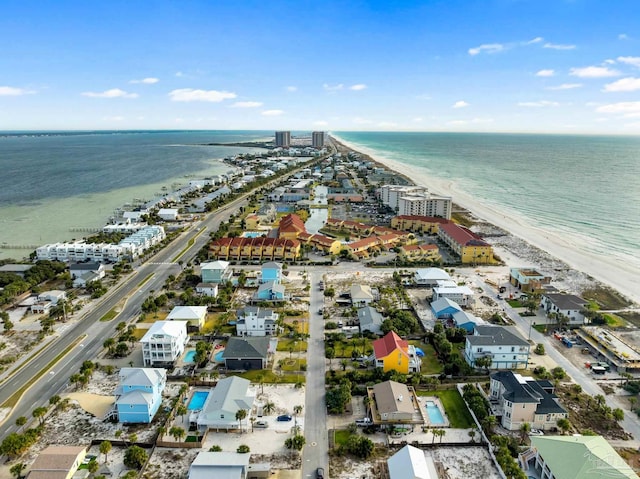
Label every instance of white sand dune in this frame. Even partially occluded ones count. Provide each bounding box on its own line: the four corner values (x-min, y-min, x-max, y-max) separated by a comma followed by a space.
65, 392, 115, 418
333, 135, 640, 305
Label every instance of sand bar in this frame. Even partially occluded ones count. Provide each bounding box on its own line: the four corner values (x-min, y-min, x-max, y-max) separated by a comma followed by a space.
332, 134, 640, 305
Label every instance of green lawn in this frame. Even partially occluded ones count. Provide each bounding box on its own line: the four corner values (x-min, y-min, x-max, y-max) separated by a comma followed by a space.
409, 341, 443, 375
233, 369, 305, 384
331, 339, 373, 358
276, 339, 308, 353
280, 358, 307, 372
131, 328, 148, 340
417, 389, 474, 429
334, 429, 352, 446
507, 300, 524, 308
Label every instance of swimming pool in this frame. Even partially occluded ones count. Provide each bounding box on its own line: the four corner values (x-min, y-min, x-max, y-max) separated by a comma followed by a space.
184, 350, 197, 363
425, 400, 445, 424
188, 391, 209, 410
214, 350, 225, 362
242, 231, 263, 238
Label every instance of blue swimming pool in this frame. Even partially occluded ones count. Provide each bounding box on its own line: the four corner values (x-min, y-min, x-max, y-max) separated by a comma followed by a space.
242, 231, 263, 238
214, 350, 225, 362
425, 400, 445, 424
188, 391, 209, 410
184, 350, 197, 363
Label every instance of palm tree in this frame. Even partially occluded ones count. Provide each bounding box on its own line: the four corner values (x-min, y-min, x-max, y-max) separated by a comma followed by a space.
250, 417, 256, 432
293, 405, 303, 426
263, 401, 275, 416
557, 418, 571, 435
169, 426, 186, 442
519, 422, 531, 444
363, 396, 372, 417
468, 429, 476, 443
176, 404, 187, 421
99, 440, 112, 463
482, 415, 497, 435
236, 409, 247, 432
32, 406, 48, 426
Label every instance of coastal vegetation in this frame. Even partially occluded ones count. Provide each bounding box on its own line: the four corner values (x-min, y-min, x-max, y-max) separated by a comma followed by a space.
0, 260, 67, 306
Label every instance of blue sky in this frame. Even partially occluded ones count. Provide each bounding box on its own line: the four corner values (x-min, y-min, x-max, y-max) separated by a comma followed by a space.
1, 0, 640, 133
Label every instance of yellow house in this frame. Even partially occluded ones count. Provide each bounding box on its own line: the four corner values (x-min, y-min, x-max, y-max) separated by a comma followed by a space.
438, 222, 494, 264
391, 215, 452, 234
399, 244, 441, 263
245, 213, 261, 230
29, 445, 87, 479
372, 331, 421, 374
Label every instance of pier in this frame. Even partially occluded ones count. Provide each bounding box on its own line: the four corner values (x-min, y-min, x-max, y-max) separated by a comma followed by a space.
0, 244, 39, 250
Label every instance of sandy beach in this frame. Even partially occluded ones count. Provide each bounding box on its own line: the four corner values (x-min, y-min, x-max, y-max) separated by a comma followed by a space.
332, 135, 640, 306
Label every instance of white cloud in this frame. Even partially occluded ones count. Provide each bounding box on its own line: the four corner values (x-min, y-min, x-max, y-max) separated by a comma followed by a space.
547, 83, 582, 90
617, 56, 640, 68
603, 77, 640, 92
82, 88, 138, 98
0, 86, 36, 96
286, 86, 297, 92
175, 72, 184, 77
102, 116, 124, 121
349, 84, 367, 91
129, 77, 159, 84
535, 69, 555, 77
543, 43, 576, 50
231, 101, 263, 108
378, 121, 397, 128
168, 89, 236, 102
527, 37, 544, 44
468, 43, 504, 55
619, 33, 629, 40
313, 120, 328, 126
353, 117, 374, 125
261, 109, 284, 116
570, 66, 621, 78
517, 101, 560, 107
453, 100, 469, 108
323, 83, 344, 92
604, 59, 616, 64
595, 101, 640, 114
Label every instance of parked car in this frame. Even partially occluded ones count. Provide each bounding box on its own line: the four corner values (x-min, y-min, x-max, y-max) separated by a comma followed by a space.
316, 467, 324, 479
254, 421, 269, 428
277, 414, 292, 422
355, 417, 372, 426
530, 429, 544, 436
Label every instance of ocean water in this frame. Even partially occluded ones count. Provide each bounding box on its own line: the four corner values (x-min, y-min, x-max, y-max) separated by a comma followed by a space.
334, 132, 640, 274
0, 130, 270, 259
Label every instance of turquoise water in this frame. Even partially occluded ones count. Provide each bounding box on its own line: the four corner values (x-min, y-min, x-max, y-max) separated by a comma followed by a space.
214, 350, 225, 362
184, 350, 197, 363
242, 232, 263, 238
188, 391, 209, 410
334, 131, 640, 280
425, 400, 445, 424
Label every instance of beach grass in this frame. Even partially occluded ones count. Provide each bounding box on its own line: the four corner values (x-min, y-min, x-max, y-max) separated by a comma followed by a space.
334, 429, 351, 446
2, 335, 86, 408
582, 287, 631, 310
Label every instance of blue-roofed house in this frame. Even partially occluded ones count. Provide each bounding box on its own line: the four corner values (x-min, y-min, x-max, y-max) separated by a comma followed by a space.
260, 262, 282, 284
431, 297, 462, 319
196, 376, 255, 431
252, 280, 287, 302
452, 310, 485, 333
115, 368, 167, 424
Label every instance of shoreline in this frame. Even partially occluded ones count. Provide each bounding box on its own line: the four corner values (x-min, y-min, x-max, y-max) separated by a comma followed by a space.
329, 135, 639, 306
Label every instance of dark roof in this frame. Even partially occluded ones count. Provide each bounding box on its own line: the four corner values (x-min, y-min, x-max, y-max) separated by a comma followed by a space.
491, 371, 567, 415
70, 261, 102, 271
468, 325, 529, 347
223, 337, 269, 359
543, 293, 587, 310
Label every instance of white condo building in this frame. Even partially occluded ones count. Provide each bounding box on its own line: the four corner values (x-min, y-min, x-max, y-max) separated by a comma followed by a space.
379, 185, 452, 219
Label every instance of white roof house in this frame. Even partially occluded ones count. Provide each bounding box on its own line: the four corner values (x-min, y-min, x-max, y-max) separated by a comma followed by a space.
414, 268, 451, 286
351, 284, 374, 307
188, 452, 250, 479
158, 208, 179, 221
37, 290, 67, 305
387, 445, 437, 479
166, 306, 208, 330
196, 376, 255, 431
140, 321, 188, 367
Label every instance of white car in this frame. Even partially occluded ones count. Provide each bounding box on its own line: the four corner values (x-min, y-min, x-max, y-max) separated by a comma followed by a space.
529, 429, 544, 436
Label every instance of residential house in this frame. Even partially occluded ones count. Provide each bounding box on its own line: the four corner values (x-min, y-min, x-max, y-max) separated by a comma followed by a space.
490, 371, 568, 432
372, 331, 421, 374
464, 325, 530, 370
256, 203, 277, 224
387, 445, 438, 479
115, 367, 167, 424
391, 215, 452, 234
196, 283, 218, 297
358, 306, 384, 336
200, 260, 232, 284
69, 262, 106, 287
252, 281, 287, 302
27, 445, 87, 479
430, 297, 463, 319
510, 268, 552, 293
368, 380, 425, 425
188, 452, 252, 479
260, 262, 282, 284
0, 264, 33, 277
351, 284, 374, 307
157, 208, 179, 221
166, 305, 208, 331
223, 337, 271, 370
236, 307, 279, 337
398, 244, 441, 263
140, 321, 188, 367
196, 376, 255, 430
413, 268, 451, 286
519, 435, 637, 479
432, 280, 474, 307
244, 214, 261, 230
437, 223, 494, 264
452, 310, 485, 333
278, 213, 306, 239
541, 293, 588, 325
37, 290, 66, 305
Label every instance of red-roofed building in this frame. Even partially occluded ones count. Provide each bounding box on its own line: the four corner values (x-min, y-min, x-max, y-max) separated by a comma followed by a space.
391, 215, 453, 234
372, 331, 421, 374
438, 223, 494, 264
278, 213, 306, 239
209, 237, 300, 261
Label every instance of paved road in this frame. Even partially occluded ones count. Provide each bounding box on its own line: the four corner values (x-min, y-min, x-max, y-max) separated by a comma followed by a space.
302, 271, 329, 478
473, 275, 640, 440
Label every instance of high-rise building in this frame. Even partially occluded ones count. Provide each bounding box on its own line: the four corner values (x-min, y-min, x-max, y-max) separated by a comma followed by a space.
312, 131, 326, 148
275, 131, 291, 148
